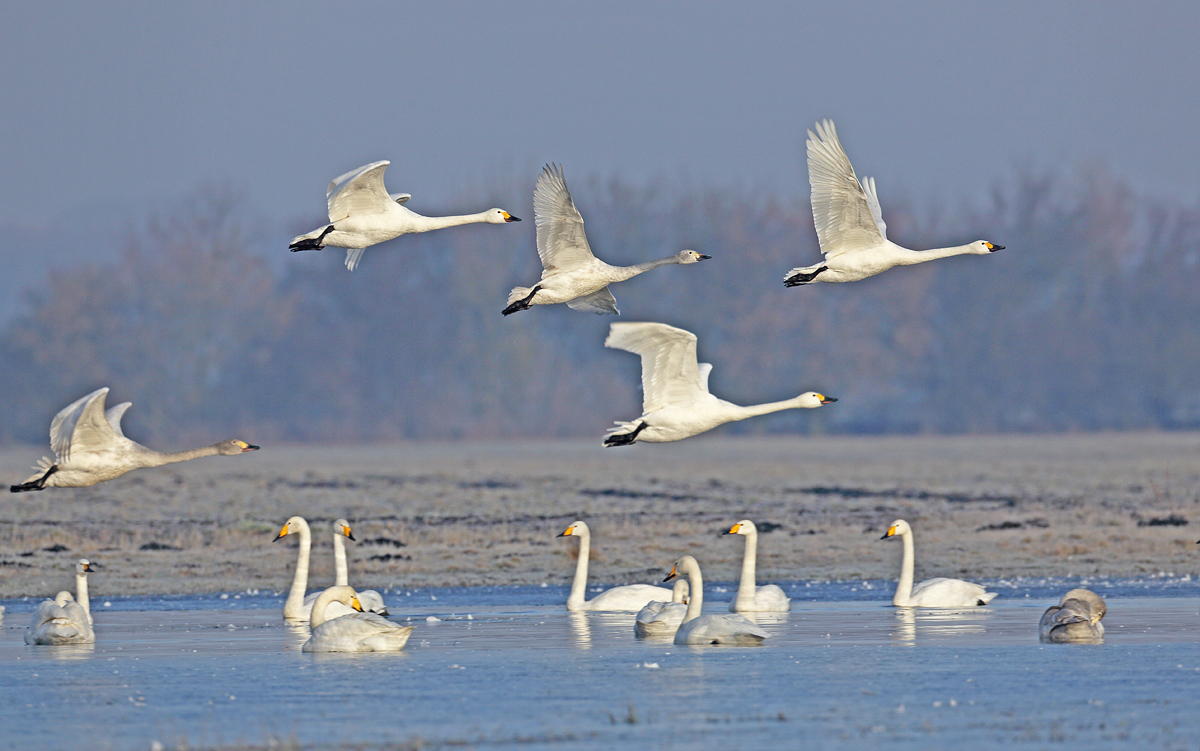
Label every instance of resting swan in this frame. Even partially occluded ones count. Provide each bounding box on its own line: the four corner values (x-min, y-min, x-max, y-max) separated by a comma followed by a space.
10, 387, 258, 492
634, 578, 690, 637
724, 520, 790, 612
301, 586, 414, 653
25, 559, 96, 645
1039, 589, 1106, 643
502, 164, 709, 316
881, 519, 997, 607
784, 120, 1003, 286
558, 521, 673, 611
602, 322, 835, 446
665, 555, 769, 645
289, 160, 520, 271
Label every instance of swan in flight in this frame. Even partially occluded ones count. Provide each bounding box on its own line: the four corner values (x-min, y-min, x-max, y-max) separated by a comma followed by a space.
558, 521, 673, 611
289, 160, 520, 271
502, 164, 709, 316
724, 520, 790, 612
634, 578, 690, 638
330, 518, 388, 615
301, 586, 414, 653
602, 322, 836, 446
25, 559, 96, 645
664, 556, 769, 646
10, 387, 258, 493
1039, 589, 1106, 643
881, 519, 997, 607
784, 120, 1003, 286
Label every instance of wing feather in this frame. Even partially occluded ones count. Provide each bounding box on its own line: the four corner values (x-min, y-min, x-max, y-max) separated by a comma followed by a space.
49, 388, 109, 462
533, 164, 596, 272
605, 323, 706, 413
807, 120, 886, 258
326, 161, 393, 223
566, 287, 620, 315
105, 402, 132, 438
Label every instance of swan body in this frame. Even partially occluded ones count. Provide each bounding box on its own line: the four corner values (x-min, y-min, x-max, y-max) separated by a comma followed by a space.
784, 120, 1003, 286
301, 586, 413, 653
289, 160, 520, 271
665, 556, 769, 646
634, 578, 690, 637
25, 560, 96, 645
558, 521, 673, 611
10, 387, 258, 492
881, 519, 997, 607
1039, 589, 1106, 643
724, 520, 790, 613
602, 322, 835, 446
502, 164, 709, 316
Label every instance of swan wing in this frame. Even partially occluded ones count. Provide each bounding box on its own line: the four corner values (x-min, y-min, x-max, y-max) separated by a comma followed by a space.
587, 584, 675, 612
860, 176, 888, 240
697, 363, 713, 394
51, 388, 125, 462
566, 287, 620, 315
807, 120, 885, 259
389, 193, 411, 205
533, 164, 597, 273
910, 577, 997, 607
49, 388, 106, 461
326, 161, 393, 223
303, 612, 413, 652
104, 402, 133, 438
676, 613, 769, 645
605, 322, 706, 413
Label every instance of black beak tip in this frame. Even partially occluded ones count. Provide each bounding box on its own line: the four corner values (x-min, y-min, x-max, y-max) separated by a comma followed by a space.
822, 397, 838, 404
880, 532, 890, 540
662, 573, 675, 583
272, 533, 284, 542
347, 532, 357, 542
506, 215, 521, 222
990, 244, 1005, 252
698, 254, 712, 260
244, 444, 260, 452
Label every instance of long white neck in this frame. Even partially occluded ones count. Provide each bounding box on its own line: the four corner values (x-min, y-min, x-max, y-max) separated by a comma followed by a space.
894, 243, 979, 265
76, 570, 91, 623
610, 255, 684, 283
567, 531, 591, 611
893, 530, 915, 606
727, 396, 811, 421
407, 210, 494, 233
309, 589, 342, 629
142, 444, 222, 467
334, 531, 348, 587
735, 531, 758, 609
283, 520, 312, 620
682, 561, 704, 624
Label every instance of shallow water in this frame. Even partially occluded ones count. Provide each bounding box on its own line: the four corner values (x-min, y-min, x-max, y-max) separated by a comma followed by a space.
2, 585, 1199, 750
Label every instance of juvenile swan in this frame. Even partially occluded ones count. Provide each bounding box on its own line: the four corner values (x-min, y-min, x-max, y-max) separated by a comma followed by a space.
301, 586, 414, 653
665, 555, 769, 646
881, 520, 997, 607
25, 560, 97, 645
290, 160, 520, 271
502, 164, 709, 316
1039, 589, 1106, 643
784, 120, 1003, 286
724, 520, 790, 612
634, 578, 690, 638
558, 521, 673, 611
603, 322, 835, 446
11, 387, 258, 492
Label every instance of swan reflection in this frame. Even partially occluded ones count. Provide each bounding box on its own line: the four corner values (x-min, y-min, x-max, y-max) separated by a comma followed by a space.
890, 606, 993, 644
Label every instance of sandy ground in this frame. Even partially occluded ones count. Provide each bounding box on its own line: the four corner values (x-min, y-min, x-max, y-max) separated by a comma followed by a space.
2, 433, 1198, 597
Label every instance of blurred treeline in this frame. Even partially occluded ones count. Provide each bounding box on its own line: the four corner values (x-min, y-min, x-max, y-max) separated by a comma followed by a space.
1, 166, 1198, 446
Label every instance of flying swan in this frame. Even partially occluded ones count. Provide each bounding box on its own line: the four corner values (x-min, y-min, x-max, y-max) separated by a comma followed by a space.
724, 520, 790, 612
502, 164, 709, 316
784, 120, 1003, 286
301, 586, 414, 653
10, 387, 259, 493
881, 519, 997, 607
25, 559, 97, 645
664, 555, 770, 646
634, 577, 690, 638
558, 521, 673, 611
602, 322, 836, 446
1039, 589, 1106, 643
289, 160, 520, 271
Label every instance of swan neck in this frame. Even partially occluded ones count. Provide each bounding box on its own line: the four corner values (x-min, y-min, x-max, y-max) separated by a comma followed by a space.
334, 531, 348, 586
76, 571, 90, 619
730, 398, 803, 420
612, 255, 679, 282
896, 243, 977, 265
409, 211, 491, 232
683, 563, 704, 623
309, 589, 336, 629
143, 444, 222, 466
284, 521, 312, 620
894, 530, 915, 606
736, 531, 758, 608
567, 532, 590, 610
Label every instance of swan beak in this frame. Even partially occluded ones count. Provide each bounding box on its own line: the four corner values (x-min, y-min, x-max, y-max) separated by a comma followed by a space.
986, 242, 1004, 252
819, 395, 838, 405
663, 563, 678, 582
724, 523, 740, 535
83, 562, 97, 572
239, 442, 260, 452
273, 526, 289, 542
881, 525, 897, 540
502, 212, 521, 222
557, 526, 574, 537
697, 254, 712, 260
342, 525, 356, 541
351, 596, 363, 612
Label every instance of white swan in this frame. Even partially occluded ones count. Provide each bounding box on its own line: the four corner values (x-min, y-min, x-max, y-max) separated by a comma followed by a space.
723, 520, 790, 612
665, 555, 769, 646
1039, 589, 1106, 643
301, 586, 414, 653
502, 164, 709, 315
784, 120, 1003, 286
274, 516, 361, 621
602, 322, 835, 446
634, 578, 690, 638
330, 518, 388, 615
25, 559, 96, 645
558, 521, 673, 611
10, 387, 259, 492
881, 519, 997, 607
289, 160, 520, 271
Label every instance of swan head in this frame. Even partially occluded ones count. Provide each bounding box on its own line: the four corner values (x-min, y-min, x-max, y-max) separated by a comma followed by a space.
675, 250, 711, 264
273, 516, 308, 542
486, 209, 521, 224
880, 519, 912, 540
723, 520, 757, 537
557, 520, 589, 538
663, 555, 699, 582
334, 518, 356, 541
76, 559, 97, 574
972, 240, 1004, 254
796, 392, 837, 408
217, 439, 260, 455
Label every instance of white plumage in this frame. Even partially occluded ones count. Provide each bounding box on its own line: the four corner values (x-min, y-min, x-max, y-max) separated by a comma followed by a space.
301, 586, 413, 653
665, 556, 770, 646
25, 560, 96, 645
634, 578, 691, 638
558, 521, 673, 611
881, 519, 997, 607
724, 520, 790, 613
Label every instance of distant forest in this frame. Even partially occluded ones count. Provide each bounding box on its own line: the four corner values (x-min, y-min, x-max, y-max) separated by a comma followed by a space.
2, 166, 1198, 446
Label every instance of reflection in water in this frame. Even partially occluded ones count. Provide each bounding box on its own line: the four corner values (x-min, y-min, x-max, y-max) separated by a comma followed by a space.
42, 643, 95, 660
568, 612, 591, 649
284, 623, 311, 652
568, 611, 640, 650
890, 606, 994, 644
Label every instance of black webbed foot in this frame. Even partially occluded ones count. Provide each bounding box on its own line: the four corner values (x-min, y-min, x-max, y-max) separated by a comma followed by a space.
289, 225, 335, 252
502, 286, 542, 316
784, 266, 827, 286
603, 422, 647, 447
10, 464, 56, 493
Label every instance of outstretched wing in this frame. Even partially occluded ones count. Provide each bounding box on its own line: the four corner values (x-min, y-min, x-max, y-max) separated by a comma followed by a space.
860, 176, 888, 240
326, 161, 394, 223
49, 388, 106, 462
566, 287, 620, 315
50, 388, 122, 462
605, 322, 707, 413
105, 402, 132, 438
807, 120, 886, 258
534, 164, 597, 273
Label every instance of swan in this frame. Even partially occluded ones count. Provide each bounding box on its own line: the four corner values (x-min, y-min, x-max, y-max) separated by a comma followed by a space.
274, 516, 361, 621
330, 518, 388, 615
664, 555, 770, 646
634, 578, 690, 638
502, 164, 709, 315
301, 586, 414, 653
25, 560, 96, 645
10, 387, 259, 492
723, 520, 791, 612
1039, 589, 1106, 643
602, 322, 836, 446
881, 519, 997, 607
289, 160, 520, 271
784, 120, 1003, 286
558, 521, 673, 611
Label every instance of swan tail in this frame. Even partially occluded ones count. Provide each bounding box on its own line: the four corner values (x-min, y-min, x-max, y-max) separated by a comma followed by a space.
978, 591, 998, 605
344, 248, 366, 271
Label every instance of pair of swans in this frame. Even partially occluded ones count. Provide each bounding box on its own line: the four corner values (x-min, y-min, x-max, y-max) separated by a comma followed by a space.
784, 120, 1003, 286
289, 160, 520, 271
663, 556, 769, 645
302, 586, 413, 653
881, 519, 997, 607
557, 521, 673, 611
602, 322, 835, 446
25, 560, 96, 645
274, 516, 388, 621
1039, 589, 1106, 643
503, 164, 709, 316
10, 387, 259, 492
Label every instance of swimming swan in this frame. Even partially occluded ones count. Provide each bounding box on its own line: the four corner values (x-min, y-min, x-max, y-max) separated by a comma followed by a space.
330, 518, 388, 615
664, 555, 769, 645
274, 516, 363, 621
602, 322, 835, 446
634, 578, 690, 638
784, 120, 1003, 286
881, 519, 997, 607
10, 387, 259, 492
289, 160, 520, 271
724, 520, 790, 612
558, 521, 673, 611
502, 164, 709, 316
1039, 589, 1105, 643
25, 559, 96, 645
301, 586, 414, 653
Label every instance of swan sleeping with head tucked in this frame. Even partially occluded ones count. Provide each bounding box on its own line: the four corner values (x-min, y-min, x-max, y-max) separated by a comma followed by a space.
784, 120, 1003, 286
724, 520, 790, 612
301, 586, 413, 653
25, 559, 97, 645
1039, 589, 1106, 643
558, 521, 673, 611
881, 519, 997, 607
664, 555, 769, 646
634, 578, 690, 638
